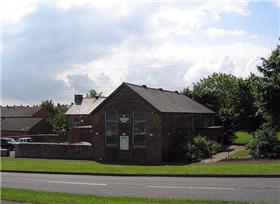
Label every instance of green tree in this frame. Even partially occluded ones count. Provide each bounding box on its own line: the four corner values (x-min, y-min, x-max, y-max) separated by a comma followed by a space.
86, 89, 103, 98
51, 108, 66, 132
255, 44, 280, 128
41, 100, 55, 114
231, 76, 262, 132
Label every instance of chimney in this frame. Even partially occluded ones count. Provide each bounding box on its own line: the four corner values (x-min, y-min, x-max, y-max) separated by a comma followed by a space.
74, 94, 83, 105
158, 88, 163, 91
142, 85, 147, 88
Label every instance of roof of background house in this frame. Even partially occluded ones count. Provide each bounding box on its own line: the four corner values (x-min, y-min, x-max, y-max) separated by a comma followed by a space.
1, 118, 44, 131
0, 106, 42, 118
65, 97, 106, 115
125, 83, 214, 114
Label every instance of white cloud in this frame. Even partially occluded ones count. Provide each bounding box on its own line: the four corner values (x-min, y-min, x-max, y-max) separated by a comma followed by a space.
206, 28, 245, 38
1, 0, 275, 105
0, 0, 36, 24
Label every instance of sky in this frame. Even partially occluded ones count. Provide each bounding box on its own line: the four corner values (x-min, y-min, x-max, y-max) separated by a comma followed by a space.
0, 0, 279, 105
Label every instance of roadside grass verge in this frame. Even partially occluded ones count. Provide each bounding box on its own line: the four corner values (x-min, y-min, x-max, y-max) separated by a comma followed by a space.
1, 188, 263, 204
1, 157, 280, 175
228, 149, 250, 159
234, 132, 252, 145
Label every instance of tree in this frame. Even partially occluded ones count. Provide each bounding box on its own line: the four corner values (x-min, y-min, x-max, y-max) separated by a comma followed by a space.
86, 89, 103, 98
51, 108, 66, 132
182, 73, 263, 132
255, 44, 280, 128
41, 100, 55, 114
231, 76, 262, 132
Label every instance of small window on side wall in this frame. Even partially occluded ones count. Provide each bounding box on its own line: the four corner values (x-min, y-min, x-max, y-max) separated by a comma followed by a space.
105, 110, 118, 146
73, 118, 80, 127
133, 110, 146, 147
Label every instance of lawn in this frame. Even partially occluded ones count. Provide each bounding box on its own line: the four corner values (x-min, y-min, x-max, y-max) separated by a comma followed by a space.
229, 149, 250, 159
1, 188, 263, 204
234, 132, 252, 145
1, 157, 280, 175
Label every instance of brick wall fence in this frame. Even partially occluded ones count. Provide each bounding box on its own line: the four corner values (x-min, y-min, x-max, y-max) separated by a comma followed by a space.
8, 133, 67, 143
15, 143, 93, 160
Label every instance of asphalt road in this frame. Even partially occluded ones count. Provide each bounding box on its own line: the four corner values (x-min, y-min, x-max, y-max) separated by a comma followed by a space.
1, 172, 280, 203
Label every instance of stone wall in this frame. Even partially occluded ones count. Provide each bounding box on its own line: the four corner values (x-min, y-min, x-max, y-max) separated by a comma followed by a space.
15, 143, 93, 160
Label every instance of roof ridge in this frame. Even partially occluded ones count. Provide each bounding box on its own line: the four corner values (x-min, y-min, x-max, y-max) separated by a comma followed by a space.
124, 82, 182, 94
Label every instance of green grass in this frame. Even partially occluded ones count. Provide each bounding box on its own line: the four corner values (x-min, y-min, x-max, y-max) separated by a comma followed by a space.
234, 132, 252, 145
229, 149, 250, 159
1, 188, 262, 204
2, 157, 280, 175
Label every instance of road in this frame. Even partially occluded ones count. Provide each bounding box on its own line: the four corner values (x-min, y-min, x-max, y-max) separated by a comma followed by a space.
1, 172, 279, 203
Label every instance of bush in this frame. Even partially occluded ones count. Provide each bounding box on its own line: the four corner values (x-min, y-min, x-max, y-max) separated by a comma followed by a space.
168, 136, 222, 162
193, 136, 222, 159
247, 124, 280, 159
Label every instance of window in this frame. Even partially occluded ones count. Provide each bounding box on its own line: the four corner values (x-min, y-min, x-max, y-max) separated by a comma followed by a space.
133, 111, 146, 147
73, 118, 80, 127
80, 131, 88, 141
105, 110, 118, 146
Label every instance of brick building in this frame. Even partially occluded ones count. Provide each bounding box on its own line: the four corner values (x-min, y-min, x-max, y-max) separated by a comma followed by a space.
90, 82, 216, 163
0, 106, 53, 137
65, 95, 105, 142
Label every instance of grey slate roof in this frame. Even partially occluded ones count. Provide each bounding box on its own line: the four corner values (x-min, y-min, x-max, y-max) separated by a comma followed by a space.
1, 118, 44, 131
65, 97, 106, 115
125, 83, 215, 114
0, 106, 41, 118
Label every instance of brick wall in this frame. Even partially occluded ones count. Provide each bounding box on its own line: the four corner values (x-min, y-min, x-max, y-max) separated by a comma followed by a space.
15, 143, 93, 160
9, 134, 66, 143
66, 115, 92, 143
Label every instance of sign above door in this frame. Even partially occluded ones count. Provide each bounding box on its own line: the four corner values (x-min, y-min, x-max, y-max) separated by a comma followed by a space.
119, 114, 131, 123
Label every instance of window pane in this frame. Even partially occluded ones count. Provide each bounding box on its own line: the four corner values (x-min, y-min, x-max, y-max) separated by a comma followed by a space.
106, 122, 117, 136
106, 136, 118, 145
106, 110, 118, 121
134, 111, 145, 121
134, 121, 145, 134
134, 134, 145, 146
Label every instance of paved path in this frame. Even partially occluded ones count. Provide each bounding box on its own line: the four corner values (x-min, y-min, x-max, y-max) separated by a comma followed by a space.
200, 145, 246, 163
1, 172, 279, 203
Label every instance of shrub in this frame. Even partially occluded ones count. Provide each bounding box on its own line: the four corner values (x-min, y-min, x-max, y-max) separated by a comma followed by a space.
247, 124, 280, 159
168, 136, 222, 162
193, 136, 222, 159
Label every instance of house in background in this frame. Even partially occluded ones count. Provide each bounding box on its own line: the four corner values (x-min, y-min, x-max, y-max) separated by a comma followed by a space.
1, 106, 53, 120
1, 118, 52, 137
90, 82, 217, 163
65, 95, 105, 143
0, 106, 53, 137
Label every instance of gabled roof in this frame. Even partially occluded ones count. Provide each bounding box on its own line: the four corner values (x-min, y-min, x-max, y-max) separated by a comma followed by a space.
125, 83, 215, 114
92, 82, 215, 114
0, 106, 42, 118
1, 118, 44, 131
65, 97, 106, 115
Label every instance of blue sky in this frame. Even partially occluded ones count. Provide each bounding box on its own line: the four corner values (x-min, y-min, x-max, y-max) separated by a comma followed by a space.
1, 0, 279, 105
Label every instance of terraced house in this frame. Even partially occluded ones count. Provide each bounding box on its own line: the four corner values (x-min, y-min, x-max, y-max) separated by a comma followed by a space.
0, 106, 53, 137
89, 82, 217, 163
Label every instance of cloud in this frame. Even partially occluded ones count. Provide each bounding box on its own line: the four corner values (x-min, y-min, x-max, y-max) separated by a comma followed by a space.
206, 28, 245, 38
1, 1, 275, 105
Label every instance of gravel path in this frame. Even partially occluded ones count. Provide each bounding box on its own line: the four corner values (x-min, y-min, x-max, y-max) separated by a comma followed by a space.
200, 145, 245, 163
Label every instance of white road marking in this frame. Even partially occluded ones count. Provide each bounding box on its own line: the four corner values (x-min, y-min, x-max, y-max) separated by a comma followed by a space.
48, 181, 107, 186
146, 185, 235, 190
